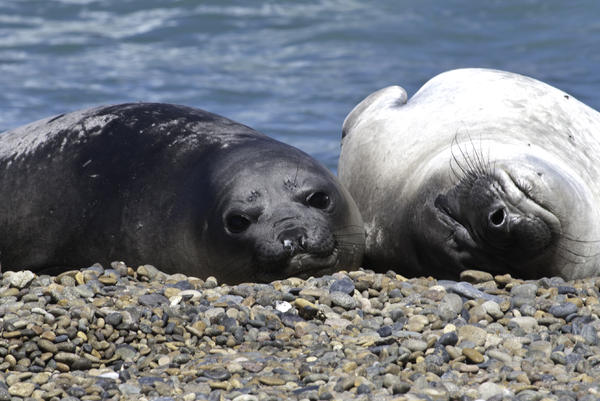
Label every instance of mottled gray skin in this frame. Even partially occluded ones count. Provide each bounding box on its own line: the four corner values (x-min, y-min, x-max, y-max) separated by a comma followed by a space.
339, 68, 600, 280
0, 103, 364, 283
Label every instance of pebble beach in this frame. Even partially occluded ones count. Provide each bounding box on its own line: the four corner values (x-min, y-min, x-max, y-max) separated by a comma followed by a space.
1, 263, 600, 401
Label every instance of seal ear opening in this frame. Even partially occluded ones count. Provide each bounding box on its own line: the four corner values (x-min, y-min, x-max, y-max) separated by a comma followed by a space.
342, 85, 408, 140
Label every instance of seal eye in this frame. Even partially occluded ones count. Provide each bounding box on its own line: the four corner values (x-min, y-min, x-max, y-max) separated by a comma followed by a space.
306, 191, 330, 209
225, 214, 251, 234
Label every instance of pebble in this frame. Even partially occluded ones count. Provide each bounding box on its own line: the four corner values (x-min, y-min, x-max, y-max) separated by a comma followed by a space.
3, 270, 36, 289
8, 382, 35, 398
548, 302, 578, 318
329, 277, 355, 295
404, 339, 428, 352
437, 331, 458, 346
406, 315, 429, 332
457, 325, 487, 346
437, 293, 463, 321
0, 265, 598, 400
482, 300, 504, 319
329, 291, 356, 309
460, 269, 494, 283
463, 348, 484, 363
479, 382, 509, 399
446, 281, 502, 302
511, 283, 538, 299
509, 316, 539, 332
258, 376, 285, 386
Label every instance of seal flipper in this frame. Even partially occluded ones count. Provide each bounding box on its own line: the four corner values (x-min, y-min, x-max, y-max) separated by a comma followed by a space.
342, 85, 408, 140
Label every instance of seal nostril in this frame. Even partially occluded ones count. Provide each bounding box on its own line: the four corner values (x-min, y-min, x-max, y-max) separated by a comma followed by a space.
489, 208, 506, 227
282, 239, 294, 252
299, 236, 307, 250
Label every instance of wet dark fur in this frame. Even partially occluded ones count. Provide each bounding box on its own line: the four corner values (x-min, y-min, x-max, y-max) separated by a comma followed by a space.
0, 103, 365, 283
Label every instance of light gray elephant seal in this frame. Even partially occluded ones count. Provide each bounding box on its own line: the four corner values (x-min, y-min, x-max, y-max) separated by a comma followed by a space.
0, 103, 364, 283
339, 68, 600, 280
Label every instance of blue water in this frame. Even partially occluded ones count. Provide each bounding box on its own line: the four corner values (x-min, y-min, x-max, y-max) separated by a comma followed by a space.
1, 0, 599, 170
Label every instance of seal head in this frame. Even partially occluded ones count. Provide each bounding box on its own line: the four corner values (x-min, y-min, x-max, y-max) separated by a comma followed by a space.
420, 155, 573, 279
339, 68, 600, 280
203, 146, 364, 283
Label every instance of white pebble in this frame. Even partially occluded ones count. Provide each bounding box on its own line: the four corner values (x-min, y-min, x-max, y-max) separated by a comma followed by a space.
275, 300, 292, 313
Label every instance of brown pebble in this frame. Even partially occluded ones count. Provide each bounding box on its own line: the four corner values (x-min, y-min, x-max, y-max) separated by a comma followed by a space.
3, 331, 22, 339
0, 288, 20, 297
258, 376, 286, 386
6, 372, 33, 386
56, 362, 70, 372
5, 355, 16, 367
514, 384, 536, 393
75, 271, 86, 285
164, 287, 181, 298
29, 325, 44, 336
460, 269, 494, 284
37, 339, 58, 353
455, 362, 479, 373
8, 382, 36, 398
494, 273, 512, 286
208, 381, 230, 390
567, 297, 584, 307
186, 321, 206, 337
98, 274, 117, 285
462, 348, 484, 364
31, 372, 51, 385
294, 298, 324, 320
343, 361, 358, 373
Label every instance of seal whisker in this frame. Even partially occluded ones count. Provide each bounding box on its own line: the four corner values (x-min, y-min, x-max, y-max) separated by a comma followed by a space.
293, 160, 300, 188
465, 130, 494, 179
449, 134, 475, 185
457, 138, 479, 179
467, 134, 486, 177
450, 131, 487, 190
449, 159, 462, 183
449, 139, 470, 184
478, 134, 494, 177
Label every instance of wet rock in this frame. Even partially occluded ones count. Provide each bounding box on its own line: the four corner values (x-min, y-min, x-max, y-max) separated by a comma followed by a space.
460, 270, 494, 284
548, 302, 578, 318
329, 277, 355, 295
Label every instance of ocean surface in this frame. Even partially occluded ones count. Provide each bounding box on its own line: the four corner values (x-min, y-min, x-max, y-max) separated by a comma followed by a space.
1, 0, 599, 170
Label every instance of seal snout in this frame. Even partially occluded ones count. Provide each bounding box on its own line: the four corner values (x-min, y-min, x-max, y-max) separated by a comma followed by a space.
278, 227, 308, 255
435, 169, 559, 273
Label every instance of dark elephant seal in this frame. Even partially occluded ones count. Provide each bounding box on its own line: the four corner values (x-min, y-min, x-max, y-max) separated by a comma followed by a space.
0, 103, 364, 283
339, 68, 600, 280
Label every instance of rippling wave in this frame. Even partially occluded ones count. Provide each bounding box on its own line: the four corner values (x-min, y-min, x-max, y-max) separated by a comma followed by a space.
1, 0, 598, 169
